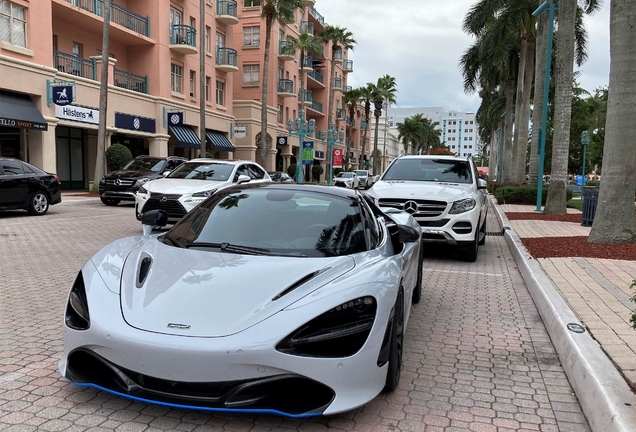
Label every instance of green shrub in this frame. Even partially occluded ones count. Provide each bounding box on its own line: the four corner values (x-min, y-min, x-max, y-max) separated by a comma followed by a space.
105, 144, 133, 172
334, 168, 343, 176
311, 165, 324, 182
205, 151, 214, 159
586, 180, 600, 187
495, 185, 572, 205
287, 164, 297, 179
487, 181, 523, 195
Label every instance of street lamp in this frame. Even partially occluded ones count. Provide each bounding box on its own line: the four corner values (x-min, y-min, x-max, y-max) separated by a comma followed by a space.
581, 130, 590, 193
286, 109, 316, 183
318, 122, 345, 185
533, 0, 557, 212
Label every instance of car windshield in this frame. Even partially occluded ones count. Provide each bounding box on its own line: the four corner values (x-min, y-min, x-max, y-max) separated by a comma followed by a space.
383, 158, 472, 184
354, 171, 368, 177
166, 187, 366, 258
338, 173, 354, 178
167, 162, 234, 181
122, 158, 165, 172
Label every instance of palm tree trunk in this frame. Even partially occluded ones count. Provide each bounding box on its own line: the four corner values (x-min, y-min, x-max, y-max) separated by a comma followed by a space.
298, 51, 306, 180
528, 12, 548, 186
199, 0, 206, 157
91, 0, 110, 193
544, 0, 576, 214
514, 37, 535, 184
373, 113, 380, 174
588, 0, 636, 243
327, 45, 336, 174
382, 102, 389, 171
502, 77, 515, 182
260, 17, 273, 169
360, 112, 368, 169
488, 133, 497, 182
511, 39, 528, 182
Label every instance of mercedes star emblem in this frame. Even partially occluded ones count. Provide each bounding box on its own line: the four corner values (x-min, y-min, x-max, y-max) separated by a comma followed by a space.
115, 179, 121, 186
403, 201, 418, 214
161, 196, 168, 203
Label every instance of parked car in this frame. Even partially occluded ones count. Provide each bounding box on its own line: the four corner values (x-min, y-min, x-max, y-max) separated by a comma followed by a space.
354, 170, 373, 189
0, 158, 61, 216
268, 171, 294, 182
367, 154, 488, 262
333, 171, 359, 189
135, 159, 271, 224
59, 183, 422, 417
99, 155, 187, 206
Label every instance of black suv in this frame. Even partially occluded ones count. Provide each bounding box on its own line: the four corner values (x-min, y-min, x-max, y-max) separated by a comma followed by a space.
99, 155, 187, 206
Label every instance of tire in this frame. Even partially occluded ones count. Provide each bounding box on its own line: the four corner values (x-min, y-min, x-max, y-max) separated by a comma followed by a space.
28, 191, 50, 216
382, 288, 405, 393
412, 243, 423, 304
458, 230, 479, 262
478, 219, 486, 246
100, 197, 121, 206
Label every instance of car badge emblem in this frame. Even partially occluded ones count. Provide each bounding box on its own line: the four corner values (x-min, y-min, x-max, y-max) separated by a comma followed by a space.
161, 196, 168, 203
167, 323, 190, 329
404, 200, 418, 214
115, 179, 121, 186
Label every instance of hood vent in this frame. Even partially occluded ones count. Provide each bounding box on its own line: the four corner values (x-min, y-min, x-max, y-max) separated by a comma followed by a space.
136, 254, 152, 288
272, 268, 330, 301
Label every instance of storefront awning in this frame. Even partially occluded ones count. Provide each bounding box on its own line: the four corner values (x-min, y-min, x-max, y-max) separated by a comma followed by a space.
169, 125, 201, 149
0, 91, 48, 131
206, 130, 235, 152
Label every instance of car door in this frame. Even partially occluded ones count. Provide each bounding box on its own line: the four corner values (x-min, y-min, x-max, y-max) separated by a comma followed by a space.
0, 160, 29, 208
233, 164, 251, 183
246, 164, 268, 183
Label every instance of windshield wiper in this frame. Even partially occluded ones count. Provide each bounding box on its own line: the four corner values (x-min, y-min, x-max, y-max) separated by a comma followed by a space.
161, 233, 184, 248
184, 242, 307, 257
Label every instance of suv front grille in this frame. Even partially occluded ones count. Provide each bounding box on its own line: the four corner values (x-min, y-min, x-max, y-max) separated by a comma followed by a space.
144, 193, 186, 219
378, 198, 447, 218
105, 178, 135, 187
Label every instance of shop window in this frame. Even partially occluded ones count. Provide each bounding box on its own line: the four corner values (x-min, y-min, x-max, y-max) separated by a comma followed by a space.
171, 64, 183, 93
0, 1, 26, 47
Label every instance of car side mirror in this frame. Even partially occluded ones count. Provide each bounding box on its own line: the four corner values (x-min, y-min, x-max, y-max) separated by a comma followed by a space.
374, 175, 380, 182
163, 171, 171, 177
236, 174, 251, 184
397, 224, 420, 243
141, 209, 168, 237
477, 179, 487, 189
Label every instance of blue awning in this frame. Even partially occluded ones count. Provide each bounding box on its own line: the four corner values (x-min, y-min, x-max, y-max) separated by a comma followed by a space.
169, 125, 201, 149
206, 130, 235, 152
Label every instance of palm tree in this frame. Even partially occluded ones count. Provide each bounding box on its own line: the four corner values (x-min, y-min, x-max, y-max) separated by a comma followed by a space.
418, 117, 442, 154
378, 74, 397, 170
372, 76, 397, 174
91, 0, 111, 193
588, 0, 636, 243
343, 87, 362, 170
396, 117, 421, 155
317, 25, 356, 128
358, 84, 374, 171
259, 0, 304, 169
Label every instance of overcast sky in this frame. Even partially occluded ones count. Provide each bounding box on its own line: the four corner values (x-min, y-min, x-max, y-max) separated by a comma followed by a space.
317, 0, 611, 113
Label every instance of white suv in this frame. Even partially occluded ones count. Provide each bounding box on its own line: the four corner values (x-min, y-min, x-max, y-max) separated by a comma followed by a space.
135, 159, 271, 223
366, 155, 488, 261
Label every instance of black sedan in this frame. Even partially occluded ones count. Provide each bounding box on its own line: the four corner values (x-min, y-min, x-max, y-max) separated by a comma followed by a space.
0, 158, 62, 216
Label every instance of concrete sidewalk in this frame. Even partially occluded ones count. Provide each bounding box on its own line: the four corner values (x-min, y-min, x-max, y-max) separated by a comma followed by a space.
493, 200, 636, 432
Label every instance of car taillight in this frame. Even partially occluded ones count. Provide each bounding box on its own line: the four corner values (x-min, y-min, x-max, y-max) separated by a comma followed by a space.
55, 175, 60, 183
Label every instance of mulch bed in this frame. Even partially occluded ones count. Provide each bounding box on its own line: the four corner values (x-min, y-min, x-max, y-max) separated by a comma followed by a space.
506, 212, 582, 223
521, 236, 636, 260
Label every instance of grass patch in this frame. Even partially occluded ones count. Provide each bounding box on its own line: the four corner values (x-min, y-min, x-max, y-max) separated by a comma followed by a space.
567, 198, 583, 211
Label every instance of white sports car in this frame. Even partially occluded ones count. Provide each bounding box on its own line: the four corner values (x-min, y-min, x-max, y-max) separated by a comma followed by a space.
59, 183, 423, 417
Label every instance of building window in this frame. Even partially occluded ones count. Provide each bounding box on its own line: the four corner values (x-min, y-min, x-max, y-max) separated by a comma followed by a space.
216, 80, 225, 106
285, 107, 289, 123
216, 32, 225, 49
243, 26, 260, 47
171, 64, 183, 93
243, 64, 259, 85
205, 26, 211, 53
205, 76, 211, 102
170, 7, 182, 25
52, 34, 58, 50
189, 70, 196, 98
0, 1, 26, 47
277, 104, 283, 123
190, 17, 196, 28
243, 0, 261, 7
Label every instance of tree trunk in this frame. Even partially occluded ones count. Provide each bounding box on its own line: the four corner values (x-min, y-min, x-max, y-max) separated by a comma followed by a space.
91, 0, 111, 193
327, 44, 336, 175
199, 0, 206, 157
488, 133, 497, 182
511, 38, 529, 183
588, 0, 636, 243
382, 102, 389, 171
514, 37, 535, 184
297, 51, 306, 181
528, 11, 548, 186
260, 17, 273, 168
502, 77, 515, 182
373, 111, 381, 174
544, 0, 576, 214
360, 108, 369, 170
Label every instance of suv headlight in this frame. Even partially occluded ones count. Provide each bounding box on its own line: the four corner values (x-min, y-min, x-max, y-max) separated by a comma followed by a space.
135, 177, 150, 186
138, 185, 148, 195
449, 198, 476, 214
187, 189, 218, 202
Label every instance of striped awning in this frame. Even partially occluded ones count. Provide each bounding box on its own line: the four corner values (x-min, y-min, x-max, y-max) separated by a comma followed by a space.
206, 129, 235, 152
169, 125, 201, 149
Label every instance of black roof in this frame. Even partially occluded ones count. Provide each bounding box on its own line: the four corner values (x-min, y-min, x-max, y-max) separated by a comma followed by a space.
133, 155, 188, 161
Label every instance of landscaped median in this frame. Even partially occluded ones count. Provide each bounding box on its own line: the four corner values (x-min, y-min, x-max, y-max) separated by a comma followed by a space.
492, 198, 636, 432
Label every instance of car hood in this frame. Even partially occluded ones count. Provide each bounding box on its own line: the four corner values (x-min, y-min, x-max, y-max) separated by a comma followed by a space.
370, 180, 474, 201
105, 170, 161, 179
334, 177, 353, 182
118, 239, 356, 337
145, 178, 226, 195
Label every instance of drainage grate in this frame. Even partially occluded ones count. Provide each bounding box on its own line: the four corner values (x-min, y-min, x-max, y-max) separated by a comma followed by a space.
486, 231, 505, 236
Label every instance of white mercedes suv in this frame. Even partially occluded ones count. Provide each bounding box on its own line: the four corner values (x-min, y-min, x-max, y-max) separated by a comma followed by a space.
135, 159, 271, 224
366, 155, 488, 261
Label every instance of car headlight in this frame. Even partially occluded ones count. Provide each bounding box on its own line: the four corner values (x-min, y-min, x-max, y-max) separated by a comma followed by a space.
186, 189, 218, 202
449, 198, 476, 214
135, 177, 150, 186
65, 271, 90, 330
276, 296, 376, 358
138, 185, 148, 195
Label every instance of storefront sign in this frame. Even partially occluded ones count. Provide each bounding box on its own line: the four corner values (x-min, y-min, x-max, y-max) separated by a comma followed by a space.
52, 85, 73, 106
315, 150, 325, 159
333, 148, 343, 168
167, 112, 183, 127
302, 141, 314, 165
55, 105, 99, 125
233, 125, 247, 138
276, 136, 288, 146
115, 112, 156, 133
0, 118, 47, 130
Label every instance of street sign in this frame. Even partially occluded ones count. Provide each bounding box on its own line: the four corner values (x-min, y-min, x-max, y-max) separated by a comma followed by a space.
52, 85, 73, 106
276, 136, 288, 146
233, 125, 247, 138
168, 112, 183, 127
302, 141, 314, 165
333, 148, 343, 168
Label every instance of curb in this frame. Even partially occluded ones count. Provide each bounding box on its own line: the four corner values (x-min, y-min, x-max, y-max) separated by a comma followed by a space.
491, 198, 636, 432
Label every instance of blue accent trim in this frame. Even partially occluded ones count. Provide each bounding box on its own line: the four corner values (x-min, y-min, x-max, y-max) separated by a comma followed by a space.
70, 382, 323, 419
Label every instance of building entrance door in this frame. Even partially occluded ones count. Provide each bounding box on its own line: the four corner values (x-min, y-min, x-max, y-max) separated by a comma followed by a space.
56, 126, 85, 190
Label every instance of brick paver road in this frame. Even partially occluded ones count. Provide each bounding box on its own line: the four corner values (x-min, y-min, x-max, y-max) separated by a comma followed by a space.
0, 200, 591, 431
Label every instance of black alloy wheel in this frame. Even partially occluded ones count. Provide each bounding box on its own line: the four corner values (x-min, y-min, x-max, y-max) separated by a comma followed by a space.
459, 229, 479, 262
382, 288, 404, 393
100, 197, 121, 206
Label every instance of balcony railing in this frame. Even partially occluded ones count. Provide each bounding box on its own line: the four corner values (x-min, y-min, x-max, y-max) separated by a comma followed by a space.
53, 50, 96, 80
279, 40, 295, 56
333, 49, 343, 63
114, 68, 148, 94
300, 21, 314, 35
308, 69, 323, 84
278, 78, 294, 94
63, 0, 150, 37
310, 100, 323, 112
308, 6, 324, 25
299, 89, 312, 104
344, 85, 352, 92
333, 77, 343, 90
216, 47, 238, 67
170, 24, 197, 47
216, 0, 238, 18
343, 59, 354, 72
302, 56, 313, 69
